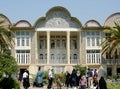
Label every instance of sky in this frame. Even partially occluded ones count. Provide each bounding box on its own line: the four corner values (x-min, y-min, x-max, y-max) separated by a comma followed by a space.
0, 0, 120, 26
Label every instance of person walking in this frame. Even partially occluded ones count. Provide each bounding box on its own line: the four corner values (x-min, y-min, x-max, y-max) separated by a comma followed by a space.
76, 71, 81, 89
65, 71, 70, 88
71, 69, 77, 88
87, 68, 93, 88
99, 76, 107, 89
47, 69, 55, 89
36, 67, 43, 87
22, 70, 30, 89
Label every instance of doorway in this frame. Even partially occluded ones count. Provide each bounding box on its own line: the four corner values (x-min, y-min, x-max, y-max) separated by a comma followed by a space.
117, 67, 120, 75
107, 67, 112, 76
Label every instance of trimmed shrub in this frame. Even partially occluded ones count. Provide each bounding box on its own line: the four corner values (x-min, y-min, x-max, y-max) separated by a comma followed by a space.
0, 77, 20, 89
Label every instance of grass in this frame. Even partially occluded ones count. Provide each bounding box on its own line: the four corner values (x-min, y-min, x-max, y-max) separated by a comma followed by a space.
107, 83, 120, 89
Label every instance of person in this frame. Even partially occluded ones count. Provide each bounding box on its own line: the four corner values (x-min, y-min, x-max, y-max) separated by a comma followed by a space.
93, 75, 98, 89
18, 72, 23, 84
36, 67, 43, 87
79, 75, 87, 89
65, 71, 70, 88
22, 70, 30, 89
76, 71, 81, 89
94, 69, 98, 77
99, 76, 107, 89
71, 69, 77, 87
47, 69, 55, 89
87, 68, 93, 88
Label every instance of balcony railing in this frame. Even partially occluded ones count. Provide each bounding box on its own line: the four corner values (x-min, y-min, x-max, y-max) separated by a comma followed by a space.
17, 58, 29, 64
50, 59, 67, 64
37, 59, 80, 64
106, 59, 120, 65
38, 59, 47, 64
70, 59, 80, 64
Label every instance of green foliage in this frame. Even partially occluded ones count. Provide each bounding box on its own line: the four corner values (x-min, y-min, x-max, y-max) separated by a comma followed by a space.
0, 77, 20, 89
101, 21, 120, 56
42, 71, 49, 79
112, 75, 120, 80
73, 64, 87, 75
55, 73, 66, 83
0, 53, 19, 76
107, 83, 120, 89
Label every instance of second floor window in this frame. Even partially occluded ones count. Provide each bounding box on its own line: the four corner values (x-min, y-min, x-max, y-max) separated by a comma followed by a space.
16, 31, 30, 47
86, 31, 101, 47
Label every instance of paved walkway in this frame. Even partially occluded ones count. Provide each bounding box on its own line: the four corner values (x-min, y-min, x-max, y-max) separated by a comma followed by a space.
21, 84, 69, 89
21, 85, 90, 89
21, 83, 91, 89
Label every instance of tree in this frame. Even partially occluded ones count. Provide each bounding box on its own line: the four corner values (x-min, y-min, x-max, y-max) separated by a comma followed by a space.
101, 21, 120, 75
0, 20, 18, 76
0, 53, 18, 76
73, 64, 87, 75
101, 21, 120, 57
0, 20, 14, 53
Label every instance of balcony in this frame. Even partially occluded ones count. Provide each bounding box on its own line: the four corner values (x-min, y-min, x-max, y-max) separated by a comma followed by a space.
38, 59, 47, 64
106, 59, 120, 65
17, 58, 29, 64
50, 59, 67, 64
70, 59, 80, 64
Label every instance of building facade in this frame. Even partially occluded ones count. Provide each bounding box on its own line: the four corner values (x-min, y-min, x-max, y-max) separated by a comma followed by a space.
0, 6, 120, 76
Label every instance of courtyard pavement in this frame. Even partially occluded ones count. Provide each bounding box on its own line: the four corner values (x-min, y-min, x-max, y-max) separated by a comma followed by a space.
21, 85, 90, 89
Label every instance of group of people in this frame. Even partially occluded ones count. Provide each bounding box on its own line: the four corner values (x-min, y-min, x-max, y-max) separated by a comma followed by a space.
18, 67, 107, 89
65, 68, 107, 89
18, 67, 43, 89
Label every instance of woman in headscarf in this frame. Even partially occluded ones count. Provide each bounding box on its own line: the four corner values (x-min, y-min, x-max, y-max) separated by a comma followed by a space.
36, 67, 43, 87
99, 76, 107, 89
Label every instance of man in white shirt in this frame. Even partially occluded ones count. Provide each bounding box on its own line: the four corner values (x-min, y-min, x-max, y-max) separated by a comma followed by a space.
23, 70, 30, 89
47, 69, 54, 89
23, 71, 28, 78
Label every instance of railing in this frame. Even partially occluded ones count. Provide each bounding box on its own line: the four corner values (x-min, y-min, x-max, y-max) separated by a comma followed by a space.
38, 59, 80, 64
38, 59, 47, 64
106, 59, 120, 65
70, 59, 80, 64
17, 58, 29, 64
50, 59, 67, 64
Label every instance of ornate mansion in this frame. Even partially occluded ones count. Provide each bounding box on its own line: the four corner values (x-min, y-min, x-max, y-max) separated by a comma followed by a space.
0, 6, 120, 76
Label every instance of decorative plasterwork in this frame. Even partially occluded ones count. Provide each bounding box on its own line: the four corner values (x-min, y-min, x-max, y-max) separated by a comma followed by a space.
15, 20, 32, 27
0, 14, 11, 26
84, 20, 101, 27
104, 12, 120, 27
34, 6, 82, 29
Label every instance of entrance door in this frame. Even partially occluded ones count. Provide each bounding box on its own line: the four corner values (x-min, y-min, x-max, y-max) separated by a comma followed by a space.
20, 68, 26, 75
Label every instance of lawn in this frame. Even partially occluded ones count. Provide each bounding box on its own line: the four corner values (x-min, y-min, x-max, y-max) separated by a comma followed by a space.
107, 83, 120, 89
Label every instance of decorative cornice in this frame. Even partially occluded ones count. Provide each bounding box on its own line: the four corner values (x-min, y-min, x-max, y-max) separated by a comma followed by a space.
10, 26, 34, 30
82, 26, 106, 30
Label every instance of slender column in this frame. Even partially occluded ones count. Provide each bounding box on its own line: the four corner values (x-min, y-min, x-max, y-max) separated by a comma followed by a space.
67, 31, 70, 64
47, 31, 50, 64
79, 31, 81, 64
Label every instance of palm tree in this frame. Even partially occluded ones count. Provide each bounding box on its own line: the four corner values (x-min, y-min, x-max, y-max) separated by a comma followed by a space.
0, 20, 14, 53
101, 21, 120, 75
101, 21, 120, 57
